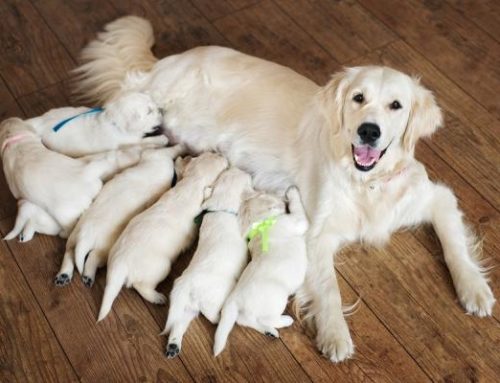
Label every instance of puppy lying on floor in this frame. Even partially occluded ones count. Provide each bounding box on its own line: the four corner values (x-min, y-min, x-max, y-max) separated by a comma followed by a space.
1, 118, 145, 242
55, 145, 185, 288
98, 152, 228, 321
26, 91, 165, 157
213, 186, 308, 356
162, 167, 252, 359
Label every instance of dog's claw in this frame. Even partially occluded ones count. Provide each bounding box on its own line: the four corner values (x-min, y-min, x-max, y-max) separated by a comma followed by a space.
82, 275, 94, 288
265, 331, 277, 338
54, 273, 71, 287
165, 343, 180, 359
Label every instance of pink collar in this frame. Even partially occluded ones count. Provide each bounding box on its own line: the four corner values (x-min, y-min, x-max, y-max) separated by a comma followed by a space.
368, 166, 409, 190
1, 133, 34, 155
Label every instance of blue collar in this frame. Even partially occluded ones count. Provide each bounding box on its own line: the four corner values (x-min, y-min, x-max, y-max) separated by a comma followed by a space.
52, 107, 104, 132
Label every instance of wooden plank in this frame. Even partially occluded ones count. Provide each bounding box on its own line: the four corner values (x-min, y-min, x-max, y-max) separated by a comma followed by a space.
144, 249, 313, 383
0, 78, 21, 220
190, 0, 260, 21
32, 0, 120, 61
336, 237, 500, 382
0, 1, 74, 97
16, 81, 75, 118
446, 0, 500, 43
109, 0, 227, 59
213, 0, 339, 84
0, 218, 194, 382
359, 0, 500, 119
274, 0, 397, 63
0, 238, 78, 383
347, 39, 500, 209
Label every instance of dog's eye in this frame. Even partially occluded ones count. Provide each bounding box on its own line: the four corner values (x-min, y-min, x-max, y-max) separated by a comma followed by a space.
389, 100, 402, 110
353, 93, 364, 103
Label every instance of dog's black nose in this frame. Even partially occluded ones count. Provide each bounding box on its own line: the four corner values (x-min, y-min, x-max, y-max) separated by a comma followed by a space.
357, 123, 380, 144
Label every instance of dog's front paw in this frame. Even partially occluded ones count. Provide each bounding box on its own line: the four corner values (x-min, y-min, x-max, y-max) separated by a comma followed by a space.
54, 273, 72, 287
165, 343, 180, 359
82, 275, 94, 288
456, 274, 495, 317
316, 324, 354, 363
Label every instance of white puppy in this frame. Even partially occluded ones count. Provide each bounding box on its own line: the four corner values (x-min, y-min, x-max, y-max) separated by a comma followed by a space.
213, 186, 308, 356
162, 167, 252, 359
55, 145, 185, 287
26, 91, 165, 157
1, 118, 145, 242
98, 152, 228, 321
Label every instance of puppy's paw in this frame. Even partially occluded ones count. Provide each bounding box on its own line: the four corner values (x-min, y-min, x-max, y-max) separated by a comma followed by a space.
152, 293, 167, 305
456, 275, 495, 317
82, 275, 94, 288
316, 323, 354, 363
54, 273, 71, 287
265, 330, 279, 339
165, 343, 180, 359
285, 185, 299, 200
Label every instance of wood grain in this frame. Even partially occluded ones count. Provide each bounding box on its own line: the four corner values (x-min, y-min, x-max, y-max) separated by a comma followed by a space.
191, 0, 260, 21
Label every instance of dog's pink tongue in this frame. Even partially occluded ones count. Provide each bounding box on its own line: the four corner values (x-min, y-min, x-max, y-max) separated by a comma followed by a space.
354, 145, 382, 163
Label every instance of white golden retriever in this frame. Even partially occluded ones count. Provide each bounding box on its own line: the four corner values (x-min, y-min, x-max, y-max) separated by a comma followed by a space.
55, 145, 184, 288
213, 186, 308, 356
26, 91, 165, 157
75, 16, 495, 362
163, 167, 252, 359
1, 118, 145, 243
98, 152, 228, 321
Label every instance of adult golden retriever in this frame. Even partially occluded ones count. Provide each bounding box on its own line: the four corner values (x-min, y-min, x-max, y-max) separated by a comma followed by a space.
74, 16, 495, 362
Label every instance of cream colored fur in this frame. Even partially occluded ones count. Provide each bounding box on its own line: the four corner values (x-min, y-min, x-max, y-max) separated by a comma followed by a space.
75, 17, 495, 362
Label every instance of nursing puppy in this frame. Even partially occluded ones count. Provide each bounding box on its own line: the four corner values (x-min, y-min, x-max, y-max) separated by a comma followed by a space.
98, 152, 228, 321
26, 91, 165, 157
162, 167, 252, 359
55, 145, 184, 287
213, 186, 308, 356
1, 118, 145, 241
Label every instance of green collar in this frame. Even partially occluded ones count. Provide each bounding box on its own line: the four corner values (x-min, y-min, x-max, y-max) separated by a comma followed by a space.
246, 216, 277, 253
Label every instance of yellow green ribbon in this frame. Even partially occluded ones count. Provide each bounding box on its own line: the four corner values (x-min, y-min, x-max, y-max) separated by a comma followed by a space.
246, 216, 277, 253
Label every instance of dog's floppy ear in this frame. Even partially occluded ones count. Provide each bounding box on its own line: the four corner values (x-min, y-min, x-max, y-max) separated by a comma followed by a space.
318, 67, 358, 135
403, 77, 443, 153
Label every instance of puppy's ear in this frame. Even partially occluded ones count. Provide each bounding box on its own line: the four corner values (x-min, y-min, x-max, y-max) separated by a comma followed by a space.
318, 68, 358, 135
403, 77, 443, 153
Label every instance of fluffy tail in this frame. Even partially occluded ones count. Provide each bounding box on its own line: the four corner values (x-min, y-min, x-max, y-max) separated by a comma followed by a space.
72, 16, 157, 104
98, 263, 127, 321
213, 301, 238, 356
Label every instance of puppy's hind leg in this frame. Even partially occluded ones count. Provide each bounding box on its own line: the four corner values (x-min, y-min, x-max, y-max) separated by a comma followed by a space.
4, 200, 31, 241
55, 248, 75, 287
134, 283, 167, 305
82, 250, 106, 288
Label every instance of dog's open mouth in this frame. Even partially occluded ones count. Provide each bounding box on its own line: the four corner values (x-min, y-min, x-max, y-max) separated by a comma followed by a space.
143, 125, 164, 138
352, 144, 388, 171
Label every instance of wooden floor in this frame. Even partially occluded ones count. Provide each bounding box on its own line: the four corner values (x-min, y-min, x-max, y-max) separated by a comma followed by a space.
0, 0, 499, 382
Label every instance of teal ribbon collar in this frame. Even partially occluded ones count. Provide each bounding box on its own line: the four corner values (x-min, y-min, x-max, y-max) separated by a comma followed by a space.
52, 107, 104, 132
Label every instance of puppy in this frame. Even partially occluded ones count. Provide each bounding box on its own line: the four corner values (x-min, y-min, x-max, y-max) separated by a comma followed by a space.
26, 91, 165, 157
98, 152, 228, 321
1, 118, 145, 241
55, 145, 185, 287
162, 167, 252, 358
213, 186, 308, 356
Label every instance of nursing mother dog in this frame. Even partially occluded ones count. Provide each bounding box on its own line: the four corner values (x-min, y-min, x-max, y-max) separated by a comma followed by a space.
74, 16, 495, 362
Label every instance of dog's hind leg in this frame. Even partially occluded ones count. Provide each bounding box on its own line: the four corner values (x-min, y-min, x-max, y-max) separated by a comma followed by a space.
163, 309, 197, 359
82, 250, 106, 288
134, 283, 167, 305
54, 248, 75, 287
4, 200, 32, 241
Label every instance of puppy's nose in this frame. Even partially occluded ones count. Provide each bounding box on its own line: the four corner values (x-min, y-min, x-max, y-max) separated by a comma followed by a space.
357, 123, 380, 145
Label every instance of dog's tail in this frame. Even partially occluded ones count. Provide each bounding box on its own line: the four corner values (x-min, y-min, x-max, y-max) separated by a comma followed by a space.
72, 16, 157, 104
98, 262, 127, 321
213, 300, 238, 356
4, 202, 30, 240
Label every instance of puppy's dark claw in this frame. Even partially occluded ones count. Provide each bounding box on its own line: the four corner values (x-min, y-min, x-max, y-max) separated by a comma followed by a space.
54, 273, 71, 287
265, 331, 277, 338
82, 275, 94, 288
18, 234, 24, 242
165, 343, 180, 359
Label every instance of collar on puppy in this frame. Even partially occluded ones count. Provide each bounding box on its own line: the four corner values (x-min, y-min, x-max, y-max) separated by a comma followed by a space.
52, 107, 104, 132
194, 208, 238, 225
247, 216, 277, 253
1, 133, 34, 155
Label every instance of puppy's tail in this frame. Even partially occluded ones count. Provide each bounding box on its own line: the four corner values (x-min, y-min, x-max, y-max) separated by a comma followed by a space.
213, 301, 238, 357
4, 202, 30, 240
98, 262, 127, 321
72, 16, 157, 104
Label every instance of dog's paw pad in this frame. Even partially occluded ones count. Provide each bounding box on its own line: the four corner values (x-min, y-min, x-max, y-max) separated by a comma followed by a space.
265, 331, 277, 339
82, 276, 94, 288
18, 234, 24, 242
54, 273, 71, 287
165, 343, 180, 359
